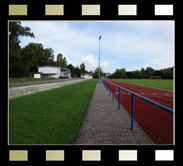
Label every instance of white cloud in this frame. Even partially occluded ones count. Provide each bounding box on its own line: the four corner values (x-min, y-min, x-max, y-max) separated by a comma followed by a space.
81, 55, 98, 71
101, 61, 109, 67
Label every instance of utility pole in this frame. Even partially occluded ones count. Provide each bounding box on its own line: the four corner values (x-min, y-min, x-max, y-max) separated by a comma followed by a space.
99, 36, 102, 82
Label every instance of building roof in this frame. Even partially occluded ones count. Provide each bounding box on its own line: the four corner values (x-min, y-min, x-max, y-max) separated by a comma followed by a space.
41, 73, 57, 75
38, 66, 70, 72
38, 65, 60, 68
60, 67, 70, 71
34, 72, 43, 74
81, 73, 93, 76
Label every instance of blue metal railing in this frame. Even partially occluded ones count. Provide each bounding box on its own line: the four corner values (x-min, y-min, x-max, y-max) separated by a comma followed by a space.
102, 79, 173, 130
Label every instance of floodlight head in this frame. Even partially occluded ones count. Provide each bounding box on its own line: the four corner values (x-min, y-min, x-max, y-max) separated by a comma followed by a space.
99, 36, 102, 40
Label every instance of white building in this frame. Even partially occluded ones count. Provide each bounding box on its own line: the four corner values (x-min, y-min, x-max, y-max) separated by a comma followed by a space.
34, 66, 71, 79
81, 73, 93, 79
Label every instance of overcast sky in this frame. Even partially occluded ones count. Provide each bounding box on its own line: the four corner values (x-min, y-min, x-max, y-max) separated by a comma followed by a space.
20, 21, 174, 74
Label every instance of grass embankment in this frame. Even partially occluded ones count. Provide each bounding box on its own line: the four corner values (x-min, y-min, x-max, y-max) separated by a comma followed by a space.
114, 79, 173, 91
9, 77, 55, 83
9, 79, 97, 144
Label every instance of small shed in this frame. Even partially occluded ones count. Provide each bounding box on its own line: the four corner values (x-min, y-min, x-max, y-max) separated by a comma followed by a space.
81, 73, 93, 79
34, 72, 42, 78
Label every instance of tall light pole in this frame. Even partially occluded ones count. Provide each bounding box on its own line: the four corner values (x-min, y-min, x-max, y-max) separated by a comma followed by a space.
99, 36, 102, 82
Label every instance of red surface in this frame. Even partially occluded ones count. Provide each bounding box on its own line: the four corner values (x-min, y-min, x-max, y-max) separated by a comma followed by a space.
105, 79, 174, 144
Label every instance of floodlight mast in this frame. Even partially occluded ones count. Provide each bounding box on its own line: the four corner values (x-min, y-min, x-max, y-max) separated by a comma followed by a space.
99, 36, 102, 82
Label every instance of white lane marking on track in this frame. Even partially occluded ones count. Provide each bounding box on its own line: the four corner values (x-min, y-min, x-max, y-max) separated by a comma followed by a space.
108, 80, 173, 105
152, 93, 158, 96
123, 83, 173, 102
139, 92, 145, 95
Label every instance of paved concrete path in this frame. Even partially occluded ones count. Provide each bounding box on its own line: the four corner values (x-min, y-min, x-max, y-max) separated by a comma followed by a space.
76, 82, 153, 145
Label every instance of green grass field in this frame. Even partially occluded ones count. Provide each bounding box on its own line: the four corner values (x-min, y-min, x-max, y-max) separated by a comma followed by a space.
9, 77, 55, 83
113, 79, 173, 91
9, 79, 97, 144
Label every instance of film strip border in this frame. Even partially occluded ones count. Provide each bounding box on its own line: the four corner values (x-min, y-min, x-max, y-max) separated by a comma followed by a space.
8, 4, 174, 16
5, 1, 178, 166
8, 149, 175, 162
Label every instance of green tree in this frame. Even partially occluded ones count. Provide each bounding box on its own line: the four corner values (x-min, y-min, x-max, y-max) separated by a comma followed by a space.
56, 53, 67, 67
9, 22, 35, 44
159, 67, 173, 79
62, 57, 67, 68
67, 64, 76, 77
132, 70, 143, 78
168, 67, 173, 79
75, 66, 81, 77
115, 68, 127, 78
9, 21, 35, 77
44, 48, 55, 66
22, 43, 45, 73
141, 68, 146, 78
93, 67, 105, 78
112, 68, 127, 79
80, 63, 86, 73
145, 67, 155, 78
22, 43, 56, 73
56, 53, 63, 67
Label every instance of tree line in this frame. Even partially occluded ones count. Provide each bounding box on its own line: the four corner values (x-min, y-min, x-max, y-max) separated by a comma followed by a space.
9, 22, 95, 78
109, 66, 173, 79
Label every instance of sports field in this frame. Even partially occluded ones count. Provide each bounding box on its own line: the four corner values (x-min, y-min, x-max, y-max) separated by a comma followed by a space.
114, 79, 173, 91
105, 79, 173, 144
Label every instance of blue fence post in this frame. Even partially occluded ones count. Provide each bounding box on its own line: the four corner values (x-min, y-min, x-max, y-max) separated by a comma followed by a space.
112, 85, 114, 101
131, 94, 135, 130
118, 87, 121, 110
109, 83, 111, 96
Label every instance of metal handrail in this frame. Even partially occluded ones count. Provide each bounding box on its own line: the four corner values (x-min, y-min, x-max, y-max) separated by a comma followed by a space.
102, 79, 173, 130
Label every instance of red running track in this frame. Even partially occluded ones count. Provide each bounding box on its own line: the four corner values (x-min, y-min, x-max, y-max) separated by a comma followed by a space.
105, 79, 174, 144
